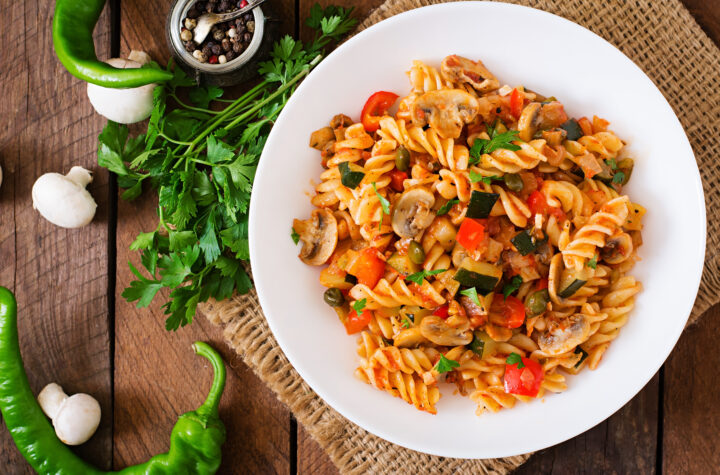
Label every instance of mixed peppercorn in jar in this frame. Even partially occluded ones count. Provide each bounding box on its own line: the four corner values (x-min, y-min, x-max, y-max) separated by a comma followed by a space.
180, 0, 256, 64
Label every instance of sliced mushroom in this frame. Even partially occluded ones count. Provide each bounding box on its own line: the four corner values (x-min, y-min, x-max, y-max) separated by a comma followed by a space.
293, 209, 338, 265
392, 188, 436, 239
411, 89, 479, 139
459, 295, 488, 328
394, 327, 429, 348
441, 55, 500, 93
601, 232, 634, 264
309, 127, 335, 150
518, 102, 541, 142
420, 315, 472, 346
330, 114, 353, 129
538, 313, 590, 356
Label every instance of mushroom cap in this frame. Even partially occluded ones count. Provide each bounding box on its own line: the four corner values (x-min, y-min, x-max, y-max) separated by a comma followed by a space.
54, 393, 101, 446
411, 89, 479, 139
538, 314, 590, 355
441, 55, 500, 93
420, 315, 472, 346
37, 383, 68, 420
517, 102, 541, 142
32, 167, 97, 228
391, 188, 436, 239
87, 58, 156, 124
601, 232, 634, 264
295, 209, 338, 266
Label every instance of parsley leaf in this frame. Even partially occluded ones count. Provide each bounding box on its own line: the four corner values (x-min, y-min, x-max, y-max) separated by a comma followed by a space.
401, 318, 412, 329
503, 276, 523, 299
434, 354, 460, 373
188, 85, 224, 109
506, 352, 525, 368
606, 158, 617, 170
469, 126, 521, 164
587, 255, 598, 269
406, 269, 447, 285
372, 182, 390, 230
352, 298, 367, 315
460, 287, 482, 306
612, 171, 626, 184
291, 227, 300, 245
469, 171, 503, 184
437, 199, 459, 216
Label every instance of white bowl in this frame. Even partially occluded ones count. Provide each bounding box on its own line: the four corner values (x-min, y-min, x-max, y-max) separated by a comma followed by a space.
249, 1, 705, 458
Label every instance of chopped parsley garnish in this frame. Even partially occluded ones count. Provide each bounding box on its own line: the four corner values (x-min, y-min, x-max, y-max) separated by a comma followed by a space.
469, 122, 521, 164
434, 354, 460, 373
587, 255, 598, 269
401, 318, 412, 329
503, 276, 523, 299
612, 171, 626, 184
291, 227, 300, 245
372, 182, 390, 230
437, 199, 459, 216
606, 158, 617, 170
506, 352, 525, 368
405, 269, 447, 285
469, 171, 503, 184
352, 298, 367, 315
460, 287, 482, 307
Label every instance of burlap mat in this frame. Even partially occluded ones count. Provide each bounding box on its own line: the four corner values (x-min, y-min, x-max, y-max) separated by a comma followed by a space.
200, 1, 720, 472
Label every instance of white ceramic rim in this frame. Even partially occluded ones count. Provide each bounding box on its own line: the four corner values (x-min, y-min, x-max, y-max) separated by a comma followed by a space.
249, 1, 706, 458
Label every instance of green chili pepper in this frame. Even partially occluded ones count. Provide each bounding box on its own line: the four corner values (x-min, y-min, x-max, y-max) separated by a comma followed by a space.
52, 0, 173, 87
0, 287, 226, 474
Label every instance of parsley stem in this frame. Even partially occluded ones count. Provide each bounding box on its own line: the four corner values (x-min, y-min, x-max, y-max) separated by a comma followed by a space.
169, 94, 222, 114
158, 132, 193, 146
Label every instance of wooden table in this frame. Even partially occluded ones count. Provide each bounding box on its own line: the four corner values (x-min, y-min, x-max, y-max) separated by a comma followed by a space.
1, 0, 718, 473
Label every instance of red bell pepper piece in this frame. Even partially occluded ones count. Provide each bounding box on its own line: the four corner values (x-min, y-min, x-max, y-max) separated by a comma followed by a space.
456, 218, 487, 252
345, 308, 373, 334
509, 88, 524, 119
389, 169, 407, 192
504, 356, 544, 397
361, 91, 399, 132
432, 305, 449, 319
352, 248, 386, 289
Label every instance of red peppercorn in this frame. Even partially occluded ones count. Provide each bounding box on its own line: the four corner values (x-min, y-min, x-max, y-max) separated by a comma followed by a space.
209, 55, 218, 64
240, 0, 248, 7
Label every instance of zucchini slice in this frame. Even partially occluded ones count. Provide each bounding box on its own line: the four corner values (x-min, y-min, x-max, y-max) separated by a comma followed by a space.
574, 346, 589, 368
344, 274, 358, 285
558, 278, 587, 298
560, 118, 583, 141
339, 161, 365, 189
387, 252, 420, 277
511, 230, 537, 256
453, 258, 502, 294
466, 190, 499, 219
469, 330, 498, 359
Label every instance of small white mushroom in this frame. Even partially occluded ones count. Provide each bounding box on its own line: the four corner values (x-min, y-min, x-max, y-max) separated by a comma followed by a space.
293, 209, 338, 265
38, 383, 101, 446
538, 314, 590, 355
391, 188, 436, 239
441, 55, 500, 93
517, 102, 541, 142
411, 89, 479, 139
420, 315, 472, 346
393, 327, 428, 348
87, 51, 156, 124
32, 166, 97, 228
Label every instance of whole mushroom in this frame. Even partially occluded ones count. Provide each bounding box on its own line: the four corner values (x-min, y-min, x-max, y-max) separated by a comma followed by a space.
86, 50, 156, 124
411, 89, 479, 139
32, 166, 97, 228
293, 208, 338, 265
37, 383, 101, 446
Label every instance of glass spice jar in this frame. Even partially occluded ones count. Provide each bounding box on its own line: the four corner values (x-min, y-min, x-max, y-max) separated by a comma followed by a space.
165, 0, 277, 86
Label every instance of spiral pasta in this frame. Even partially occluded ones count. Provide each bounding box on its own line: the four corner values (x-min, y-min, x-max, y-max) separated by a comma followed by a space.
295, 55, 645, 417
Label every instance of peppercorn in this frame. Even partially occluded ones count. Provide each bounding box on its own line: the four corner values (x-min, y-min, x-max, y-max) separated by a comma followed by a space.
209, 55, 218, 64
221, 38, 231, 52
184, 41, 196, 53
219, 0, 230, 11
243, 32, 251, 43
202, 45, 212, 58
180, 29, 193, 42
243, 12, 252, 21
232, 41, 243, 53
184, 17, 197, 30
211, 44, 222, 55
192, 49, 207, 63
225, 50, 235, 61
205, 2, 214, 12
235, 20, 245, 32
186, 7, 199, 19
227, 27, 237, 38
212, 29, 224, 41
218, 55, 227, 64
246, 21, 255, 33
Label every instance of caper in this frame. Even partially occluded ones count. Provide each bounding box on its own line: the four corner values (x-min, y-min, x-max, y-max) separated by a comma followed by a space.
323, 288, 345, 307
504, 173, 524, 192
395, 146, 410, 171
408, 240, 425, 265
525, 289, 550, 317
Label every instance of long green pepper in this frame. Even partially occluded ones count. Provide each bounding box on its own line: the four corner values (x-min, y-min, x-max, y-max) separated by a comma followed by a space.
52, 0, 173, 87
0, 287, 227, 474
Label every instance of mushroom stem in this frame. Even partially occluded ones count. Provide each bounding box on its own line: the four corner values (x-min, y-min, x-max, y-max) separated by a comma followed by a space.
65, 166, 93, 188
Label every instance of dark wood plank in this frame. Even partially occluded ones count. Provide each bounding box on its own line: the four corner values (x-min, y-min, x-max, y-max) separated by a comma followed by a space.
0, 0, 114, 472
681, 0, 720, 47
298, 0, 385, 42
663, 304, 720, 473
113, 0, 297, 472
297, 424, 339, 475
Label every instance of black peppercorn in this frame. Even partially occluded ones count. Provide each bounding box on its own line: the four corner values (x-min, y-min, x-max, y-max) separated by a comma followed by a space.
211, 44, 222, 55
202, 45, 213, 57
218, 0, 230, 11
221, 38, 231, 51
232, 41, 243, 54
225, 50, 235, 61
186, 7, 199, 19
243, 32, 252, 43
243, 13, 252, 21
184, 41, 196, 53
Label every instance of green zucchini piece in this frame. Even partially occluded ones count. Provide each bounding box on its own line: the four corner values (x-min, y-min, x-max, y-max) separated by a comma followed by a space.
387, 252, 420, 277
466, 190, 499, 219
453, 269, 499, 294
511, 230, 536, 256
469, 331, 497, 359
344, 274, 358, 285
339, 161, 365, 189
558, 279, 587, 298
560, 118, 584, 141
574, 346, 589, 368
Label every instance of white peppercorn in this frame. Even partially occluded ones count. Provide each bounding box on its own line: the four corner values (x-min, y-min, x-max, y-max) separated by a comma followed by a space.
212, 29, 225, 41
180, 29, 193, 42
227, 27, 237, 38
218, 55, 227, 64
246, 21, 254, 33
192, 49, 207, 63
184, 18, 197, 30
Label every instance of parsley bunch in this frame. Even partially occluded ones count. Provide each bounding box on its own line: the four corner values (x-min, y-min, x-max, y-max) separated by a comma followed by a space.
97, 5, 356, 330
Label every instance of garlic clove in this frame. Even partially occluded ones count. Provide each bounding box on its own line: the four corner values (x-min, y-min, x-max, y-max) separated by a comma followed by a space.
32, 166, 97, 228
54, 393, 101, 446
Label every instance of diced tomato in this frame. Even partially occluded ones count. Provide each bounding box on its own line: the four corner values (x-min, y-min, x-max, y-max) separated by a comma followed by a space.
345, 308, 373, 334
578, 116, 593, 137
548, 206, 567, 222
351, 248, 386, 288
491, 296, 525, 328
527, 191, 547, 216
592, 115, 609, 133
509, 88, 524, 119
535, 278, 549, 290
457, 218, 487, 252
504, 357, 544, 397
389, 169, 408, 192
361, 91, 399, 132
432, 305, 449, 319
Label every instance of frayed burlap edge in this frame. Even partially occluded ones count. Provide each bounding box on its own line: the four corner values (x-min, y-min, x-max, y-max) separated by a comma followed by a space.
200, 1, 720, 473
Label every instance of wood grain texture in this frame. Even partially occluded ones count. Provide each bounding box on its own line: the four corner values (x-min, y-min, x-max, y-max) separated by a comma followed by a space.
113, 0, 297, 472
0, 0, 114, 472
297, 424, 339, 475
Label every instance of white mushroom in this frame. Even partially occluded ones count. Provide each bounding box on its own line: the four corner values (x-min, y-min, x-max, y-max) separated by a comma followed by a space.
420, 315, 472, 346
32, 166, 97, 228
441, 55, 500, 93
517, 102, 541, 142
411, 89, 479, 139
293, 209, 338, 265
538, 314, 590, 356
601, 232, 634, 264
391, 188, 436, 239
37, 383, 101, 446
87, 51, 156, 124
394, 327, 428, 348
